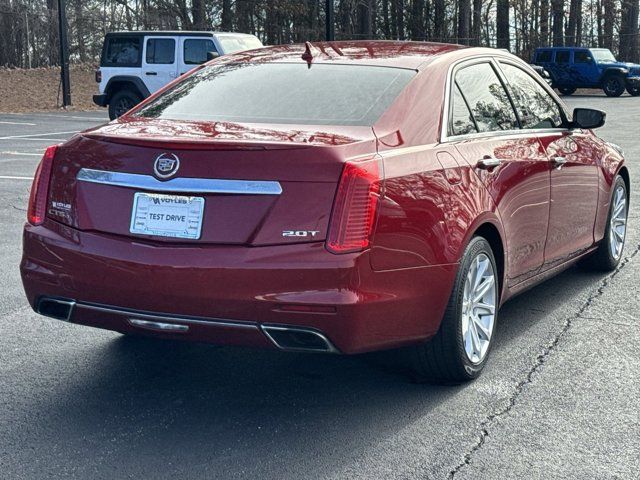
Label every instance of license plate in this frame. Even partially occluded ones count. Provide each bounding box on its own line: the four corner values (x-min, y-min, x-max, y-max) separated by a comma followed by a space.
130, 192, 204, 239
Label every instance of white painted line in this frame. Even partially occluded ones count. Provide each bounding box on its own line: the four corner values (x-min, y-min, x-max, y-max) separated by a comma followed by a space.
0, 120, 37, 126
0, 138, 67, 142
0, 130, 78, 140
0, 151, 42, 156
0, 175, 33, 180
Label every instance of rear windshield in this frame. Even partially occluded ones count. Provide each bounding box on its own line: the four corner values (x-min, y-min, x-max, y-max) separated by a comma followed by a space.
133, 63, 415, 126
216, 35, 264, 54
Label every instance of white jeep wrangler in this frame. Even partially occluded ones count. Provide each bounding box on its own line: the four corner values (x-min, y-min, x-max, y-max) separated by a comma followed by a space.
94, 31, 263, 119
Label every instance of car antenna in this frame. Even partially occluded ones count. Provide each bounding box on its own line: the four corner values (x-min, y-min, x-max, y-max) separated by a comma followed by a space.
301, 41, 320, 68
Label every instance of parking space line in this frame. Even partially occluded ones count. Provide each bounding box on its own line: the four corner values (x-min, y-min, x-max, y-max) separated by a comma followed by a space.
0, 120, 37, 126
0, 138, 68, 142
0, 151, 42, 156
0, 130, 78, 140
0, 175, 33, 180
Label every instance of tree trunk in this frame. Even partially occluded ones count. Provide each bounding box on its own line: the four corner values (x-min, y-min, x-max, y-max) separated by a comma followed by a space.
472, 0, 482, 46
221, 0, 233, 31
602, 0, 615, 50
410, 0, 426, 40
236, 0, 252, 34
458, 0, 471, 44
551, 0, 564, 46
434, 0, 445, 41
566, 0, 581, 46
496, 0, 510, 50
540, 0, 550, 46
619, 0, 640, 61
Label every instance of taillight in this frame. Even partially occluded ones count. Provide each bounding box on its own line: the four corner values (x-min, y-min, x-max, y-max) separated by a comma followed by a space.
95, 69, 101, 83
27, 145, 57, 225
326, 157, 382, 254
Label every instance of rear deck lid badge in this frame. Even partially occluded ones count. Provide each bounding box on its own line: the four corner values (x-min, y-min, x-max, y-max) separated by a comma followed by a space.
154, 153, 180, 179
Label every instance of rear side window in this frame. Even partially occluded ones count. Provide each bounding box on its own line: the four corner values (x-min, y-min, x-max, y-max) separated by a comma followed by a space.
102, 36, 141, 67
133, 63, 414, 126
450, 84, 477, 135
500, 63, 563, 129
146, 39, 176, 64
184, 39, 217, 65
454, 63, 518, 132
555, 50, 571, 63
216, 35, 264, 54
574, 51, 592, 64
536, 50, 552, 62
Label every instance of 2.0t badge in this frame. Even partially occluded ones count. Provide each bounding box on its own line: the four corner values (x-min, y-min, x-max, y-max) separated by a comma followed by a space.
154, 153, 180, 179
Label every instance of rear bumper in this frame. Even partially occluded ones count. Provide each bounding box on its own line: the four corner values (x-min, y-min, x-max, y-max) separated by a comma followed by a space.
20, 221, 456, 353
93, 94, 108, 107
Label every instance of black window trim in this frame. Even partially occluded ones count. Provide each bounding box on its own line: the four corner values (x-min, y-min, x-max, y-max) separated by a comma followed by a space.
450, 80, 479, 135
100, 35, 143, 68
144, 37, 177, 65
440, 55, 570, 143
183, 38, 218, 66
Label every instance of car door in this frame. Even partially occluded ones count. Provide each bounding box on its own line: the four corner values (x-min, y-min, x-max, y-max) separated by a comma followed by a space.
497, 60, 600, 268
179, 37, 218, 76
552, 49, 575, 87
573, 49, 599, 86
447, 59, 552, 287
141, 36, 178, 94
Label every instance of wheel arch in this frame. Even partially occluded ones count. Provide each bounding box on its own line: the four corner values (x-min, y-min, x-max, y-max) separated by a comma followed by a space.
471, 222, 506, 300
617, 166, 631, 202
599, 67, 628, 82
104, 76, 150, 103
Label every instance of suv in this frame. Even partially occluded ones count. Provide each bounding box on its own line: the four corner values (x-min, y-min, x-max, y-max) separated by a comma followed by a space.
533, 47, 640, 97
94, 31, 263, 119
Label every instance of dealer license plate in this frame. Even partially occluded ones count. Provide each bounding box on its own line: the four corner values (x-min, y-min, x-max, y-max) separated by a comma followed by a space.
129, 192, 204, 240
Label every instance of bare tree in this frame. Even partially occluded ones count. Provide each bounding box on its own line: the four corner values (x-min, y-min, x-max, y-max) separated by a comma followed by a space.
497, 0, 510, 49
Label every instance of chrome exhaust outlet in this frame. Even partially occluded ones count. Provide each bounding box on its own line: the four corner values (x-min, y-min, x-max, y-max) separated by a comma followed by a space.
36, 297, 76, 321
261, 325, 339, 353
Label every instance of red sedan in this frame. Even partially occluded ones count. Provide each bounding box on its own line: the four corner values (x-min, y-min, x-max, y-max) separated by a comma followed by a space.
21, 41, 629, 382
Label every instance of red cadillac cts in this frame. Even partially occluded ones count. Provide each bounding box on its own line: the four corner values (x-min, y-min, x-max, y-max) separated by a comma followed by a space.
21, 41, 630, 382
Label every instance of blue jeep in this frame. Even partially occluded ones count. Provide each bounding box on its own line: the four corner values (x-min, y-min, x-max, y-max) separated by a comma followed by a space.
532, 47, 640, 97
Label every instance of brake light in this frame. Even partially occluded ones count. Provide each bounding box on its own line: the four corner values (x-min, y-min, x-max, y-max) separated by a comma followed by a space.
326, 158, 382, 254
95, 69, 101, 83
27, 145, 57, 225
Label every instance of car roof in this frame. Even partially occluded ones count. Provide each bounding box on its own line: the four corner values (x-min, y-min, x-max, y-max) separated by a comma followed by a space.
215, 40, 468, 70
105, 31, 257, 38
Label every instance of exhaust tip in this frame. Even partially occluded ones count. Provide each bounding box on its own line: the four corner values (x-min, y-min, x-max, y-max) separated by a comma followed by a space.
36, 297, 75, 321
262, 325, 338, 353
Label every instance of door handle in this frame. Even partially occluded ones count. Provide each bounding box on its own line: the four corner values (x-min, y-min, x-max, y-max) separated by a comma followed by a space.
476, 156, 502, 169
552, 156, 567, 169
145, 71, 157, 76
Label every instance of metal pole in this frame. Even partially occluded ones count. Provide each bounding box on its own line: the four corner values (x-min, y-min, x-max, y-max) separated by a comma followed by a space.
325, 0, 334, 41
57, 0, 71, 107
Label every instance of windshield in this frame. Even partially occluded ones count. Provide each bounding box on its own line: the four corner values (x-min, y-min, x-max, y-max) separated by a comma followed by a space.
217, 35, 264, 54
591, 49, 617, 62
133, 63, 415, 126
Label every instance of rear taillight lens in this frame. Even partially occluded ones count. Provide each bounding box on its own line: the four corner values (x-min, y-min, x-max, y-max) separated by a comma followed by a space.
95, 69, 102, 83
27, 145, 57, 225
326, 158, 382, 254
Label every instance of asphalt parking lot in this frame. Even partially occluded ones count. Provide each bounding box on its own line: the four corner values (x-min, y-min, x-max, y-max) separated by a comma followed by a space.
1, 99, 638, 479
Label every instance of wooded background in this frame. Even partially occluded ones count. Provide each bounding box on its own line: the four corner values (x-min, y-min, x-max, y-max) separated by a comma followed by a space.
1, 0, 639, 68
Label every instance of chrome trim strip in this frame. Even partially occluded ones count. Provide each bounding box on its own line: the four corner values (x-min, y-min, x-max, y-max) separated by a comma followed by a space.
77, 168, 283, 195
75, 302, 260, 330
261, 324, 340, 354
129, 318, 190, 332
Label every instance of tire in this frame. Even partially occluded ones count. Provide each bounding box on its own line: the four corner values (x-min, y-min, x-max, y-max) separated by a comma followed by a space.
108, 89, 142, 120
582, 176, 629, 271
558, 86, 577, 96
404, 236, 499, 384
626, 86, 640, 96
602, 76, 625, 97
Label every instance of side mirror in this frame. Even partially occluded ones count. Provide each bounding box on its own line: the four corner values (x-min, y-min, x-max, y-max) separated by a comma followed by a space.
206, 51, 220, 61
571, 108, 606, 129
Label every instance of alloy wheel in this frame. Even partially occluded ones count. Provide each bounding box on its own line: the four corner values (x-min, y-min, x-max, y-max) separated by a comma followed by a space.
461, 253, 497, 364
609, 184, 627, 260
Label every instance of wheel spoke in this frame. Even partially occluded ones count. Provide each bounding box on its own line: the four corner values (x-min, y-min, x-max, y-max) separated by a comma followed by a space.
473, 276, 495, 304
474, 316, 492, 341
475, 302, 495, 315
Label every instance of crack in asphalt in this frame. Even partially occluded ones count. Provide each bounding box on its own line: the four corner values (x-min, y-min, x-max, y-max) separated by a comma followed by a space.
448, 242, 640, 479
